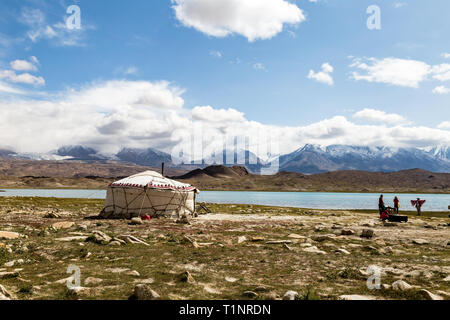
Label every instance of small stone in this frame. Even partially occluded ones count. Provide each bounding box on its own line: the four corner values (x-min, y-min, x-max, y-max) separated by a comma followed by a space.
336, 248, 351, 255
243, 291, 258, 298
287, 234, 306, 239
0, 271, 19, 279
251, 237, 264, 242
84, 277, 103, 285
361, 229, 374, 239
341, 229, 355, 236
0, 285, 12, 299
225, 277, 238, 283
179, 271, 195, 283
86, 230, 111, 244
412, 239, 429, 245
237, 236, 247, 244
339, 294, 375, 300
109, 241, 122, 246
0, 231, 21, 240
303, 246, 327, 255
392, 280, 413, 291
44, 212, 61, 219
4, 260, 15, 267
126, 270, 141, 277
313, 235, 334, 242
418, 289, 443, 300
262, 292, 279, 300
132, 284, 160, 300
282, 290, 299, 300
52, 221, 75, 230
176, 216, 190, 224
130, 217, 143, 225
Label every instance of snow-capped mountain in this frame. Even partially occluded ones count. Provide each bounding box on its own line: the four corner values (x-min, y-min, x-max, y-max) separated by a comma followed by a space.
278, 144, 450, 174
1, 144, 449, 173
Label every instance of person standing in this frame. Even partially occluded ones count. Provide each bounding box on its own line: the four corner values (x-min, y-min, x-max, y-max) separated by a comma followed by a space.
393, 196, 400, 215
414, 198, 424, 216
379, 195, 385, 214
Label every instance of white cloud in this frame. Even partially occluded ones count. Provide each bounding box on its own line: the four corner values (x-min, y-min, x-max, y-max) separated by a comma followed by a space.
441, 53, 450, 59
350, 57, 430, 88
171, 0, 306, 42
433, 86, 450, 95
308, 62, 334, 85
353, 108, 409, 125
192, 105, 246, 123
1, 79, 449, 156
10, 59, 37, 72
209, 50, 222, 58
0, 70, 45, 86
19, 8, 91, 47
394, 2, 407, 8
124, 66, 138, 75
253, 62, 267, 71
431, 63, 450, 81
350, 57, 450, 89
437, 121, 450, 129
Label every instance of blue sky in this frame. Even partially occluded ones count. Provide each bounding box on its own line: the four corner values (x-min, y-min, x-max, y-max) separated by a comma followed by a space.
0, 0, 449, 155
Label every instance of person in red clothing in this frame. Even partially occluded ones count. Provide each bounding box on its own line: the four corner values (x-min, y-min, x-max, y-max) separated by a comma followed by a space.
393, 196, 400, 215
378, 194, 385, 214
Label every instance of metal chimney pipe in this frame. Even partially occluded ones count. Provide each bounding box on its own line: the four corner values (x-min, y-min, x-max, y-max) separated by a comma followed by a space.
161, 162, 165, 176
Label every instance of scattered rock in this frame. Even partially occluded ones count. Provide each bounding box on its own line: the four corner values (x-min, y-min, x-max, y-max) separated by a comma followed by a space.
179, 271, 195, 283
361, 229, 374, 239
251, 237, 264, 242
109, 241, 122, 246
313, 234, 334, 242
288, 234, 306, 239
303, 246, 327, 255
130, 217, 143, 225
84, 277, 103, 285
237, 236, 247, 244
282, 290, 299, 300
118, 235, 149, 246
0, 271, 19, 279
243, 291, 258, 298
176, 216, 190, 224
341, 229, 355, 236
86, 230, 111, 244
262, 292, 279, 300
336, 248, 351, 255
412, 239, 429, 245
55, 236, 88, 242
418, 289, 443, 300
126, 270, 141, 277
52, 221, 75, 230
131, 284, 160, 300
225, 277, 238, 283
266, 240, 292, 244
339, 294, 375, 300
0, 231, 21, 240
0, 285, 12, 300
44, 212, 61, 219
392, 280, 413, 291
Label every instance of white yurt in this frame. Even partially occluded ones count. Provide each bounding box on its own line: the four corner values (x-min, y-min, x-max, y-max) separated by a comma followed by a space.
100, 171, 199, 219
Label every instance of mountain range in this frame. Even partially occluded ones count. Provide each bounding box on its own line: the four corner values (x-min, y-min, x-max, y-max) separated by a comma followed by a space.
1, 144, 449, 174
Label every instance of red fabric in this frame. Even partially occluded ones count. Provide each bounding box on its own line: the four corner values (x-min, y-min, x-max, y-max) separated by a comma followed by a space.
380, 211, 389, 221
141, 215, 151, 221
411, 200, 426, 207
394, 198, 399, 205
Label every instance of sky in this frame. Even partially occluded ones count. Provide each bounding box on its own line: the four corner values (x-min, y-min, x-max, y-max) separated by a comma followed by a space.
0, 0, 449, 159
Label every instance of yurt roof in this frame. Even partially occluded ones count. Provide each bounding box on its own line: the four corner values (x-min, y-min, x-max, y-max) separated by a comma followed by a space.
109, 171, 198, 192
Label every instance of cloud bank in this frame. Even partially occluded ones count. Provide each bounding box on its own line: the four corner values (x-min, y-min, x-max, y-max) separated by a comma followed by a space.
0, 80, 449, 158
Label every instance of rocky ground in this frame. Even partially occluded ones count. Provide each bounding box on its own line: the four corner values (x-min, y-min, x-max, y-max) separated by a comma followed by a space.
0, 197, 449, 300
